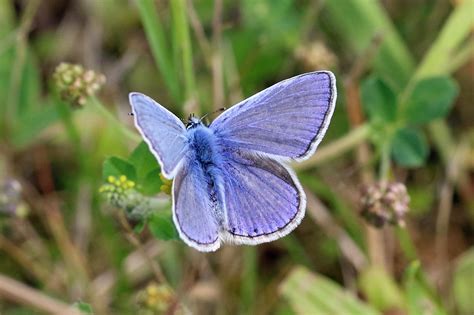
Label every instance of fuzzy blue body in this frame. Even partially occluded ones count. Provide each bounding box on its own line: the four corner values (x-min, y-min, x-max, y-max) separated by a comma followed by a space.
185, 123, 225, 225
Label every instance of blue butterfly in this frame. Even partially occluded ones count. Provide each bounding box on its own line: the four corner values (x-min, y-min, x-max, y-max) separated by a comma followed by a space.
129, 71, 337, 252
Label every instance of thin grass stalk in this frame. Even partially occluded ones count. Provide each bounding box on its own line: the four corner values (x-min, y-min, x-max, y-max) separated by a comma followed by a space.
171, 0, 198, 105
5, 0, 40, 133
240, 246, 257, 314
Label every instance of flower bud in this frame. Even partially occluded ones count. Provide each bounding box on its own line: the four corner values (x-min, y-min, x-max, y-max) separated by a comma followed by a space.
53, 62, 106, 108
136, 282, 174, 314
0, 179, 29, 218
99, 175, 151, 221
360, 181, 410, 228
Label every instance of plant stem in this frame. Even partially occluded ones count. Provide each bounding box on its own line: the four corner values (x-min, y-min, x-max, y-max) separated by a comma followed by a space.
0, 273, 81, 315
378, 140, 391, 183
305, 188, 368, 271
0, 234, 50, 284
56, 101, 81, 145
88, 97, 141, 143
117, 213, 167, 284
394, 227, 418, 261
117, 213, 189, 313
240, 247, 257, 314
447, 39, 474, 74
294, 123, 371, 170
186, 0, 212, 66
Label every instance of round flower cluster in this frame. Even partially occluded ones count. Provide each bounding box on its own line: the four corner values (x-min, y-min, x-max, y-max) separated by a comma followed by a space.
159, 173, 172, 195
53, 62, 106, 107
99, 175, 151, 220
136, 282, 174, 314
360, 181, 410, 228
99, 175, 136, 207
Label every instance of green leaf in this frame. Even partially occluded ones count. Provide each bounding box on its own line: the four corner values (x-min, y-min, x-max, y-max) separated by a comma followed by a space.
359, 266, 405, 312
404, 261, 448, 315
18, 52, 41, 115
140, 168, 163, 196
402, 76, 459, 125
391, 128, 428, 167
73, 301, 94, 314
102, 157, 136, 181
280, 266, 381, 315
11, 105, 60, 148
128, 141, 160, 180
452, 249, 474, 315
133, 220, 146, 234
148, 209, 179, 240
361, 76, 397, 123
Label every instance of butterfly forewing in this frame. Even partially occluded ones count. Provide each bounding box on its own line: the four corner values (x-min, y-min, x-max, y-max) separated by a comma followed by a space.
129, 93, 188, 178
210, 71, 336, 160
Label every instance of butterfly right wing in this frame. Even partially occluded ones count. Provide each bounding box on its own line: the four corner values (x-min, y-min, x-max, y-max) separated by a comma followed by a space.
173, 158, 221, 252
210, 71, 336, 161
129, 93, 188, 179
219, 148, 304, 245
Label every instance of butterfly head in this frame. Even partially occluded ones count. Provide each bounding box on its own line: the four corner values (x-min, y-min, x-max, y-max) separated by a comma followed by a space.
186, 113, 202, 129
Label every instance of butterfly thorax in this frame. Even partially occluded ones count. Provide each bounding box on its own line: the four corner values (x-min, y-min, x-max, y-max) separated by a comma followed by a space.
187, 125, 216, 164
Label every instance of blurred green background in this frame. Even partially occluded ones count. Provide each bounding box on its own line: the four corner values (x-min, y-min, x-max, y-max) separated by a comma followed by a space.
0, 0, 473, 314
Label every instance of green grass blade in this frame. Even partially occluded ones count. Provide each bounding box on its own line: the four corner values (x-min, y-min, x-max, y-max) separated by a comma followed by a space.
413, 0, 474, 81
170, 0, 197, 106
323, 0, 415, 90
240, 247, 257, 314
136, 0, 181, 103
280, 266, 382, 315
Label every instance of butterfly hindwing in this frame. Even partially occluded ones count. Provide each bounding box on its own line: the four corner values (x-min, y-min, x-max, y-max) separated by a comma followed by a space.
210, 71, 336, 160
129, 92, 188, 179
220, 149, 305, 244
172, 158, 221, 252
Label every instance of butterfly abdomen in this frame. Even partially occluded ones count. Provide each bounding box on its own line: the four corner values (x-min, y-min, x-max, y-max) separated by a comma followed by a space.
187, 125, 225, 225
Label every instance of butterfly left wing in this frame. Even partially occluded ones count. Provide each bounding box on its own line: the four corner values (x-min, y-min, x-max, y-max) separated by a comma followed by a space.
219, 149, 305, 244
172, 158, 221, 252
210, 71, 336, 161
129, 92, 188, 179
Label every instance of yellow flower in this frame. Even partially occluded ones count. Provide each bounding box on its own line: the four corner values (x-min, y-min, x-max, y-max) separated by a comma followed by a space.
138, 282, 174, 313
159, 173, 172, 195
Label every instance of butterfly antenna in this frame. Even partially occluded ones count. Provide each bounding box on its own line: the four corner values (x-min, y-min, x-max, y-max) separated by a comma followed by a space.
200, 107, 226, 122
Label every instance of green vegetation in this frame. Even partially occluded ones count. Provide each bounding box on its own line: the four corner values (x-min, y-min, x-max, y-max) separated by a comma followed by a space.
0, 0, 473, 314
